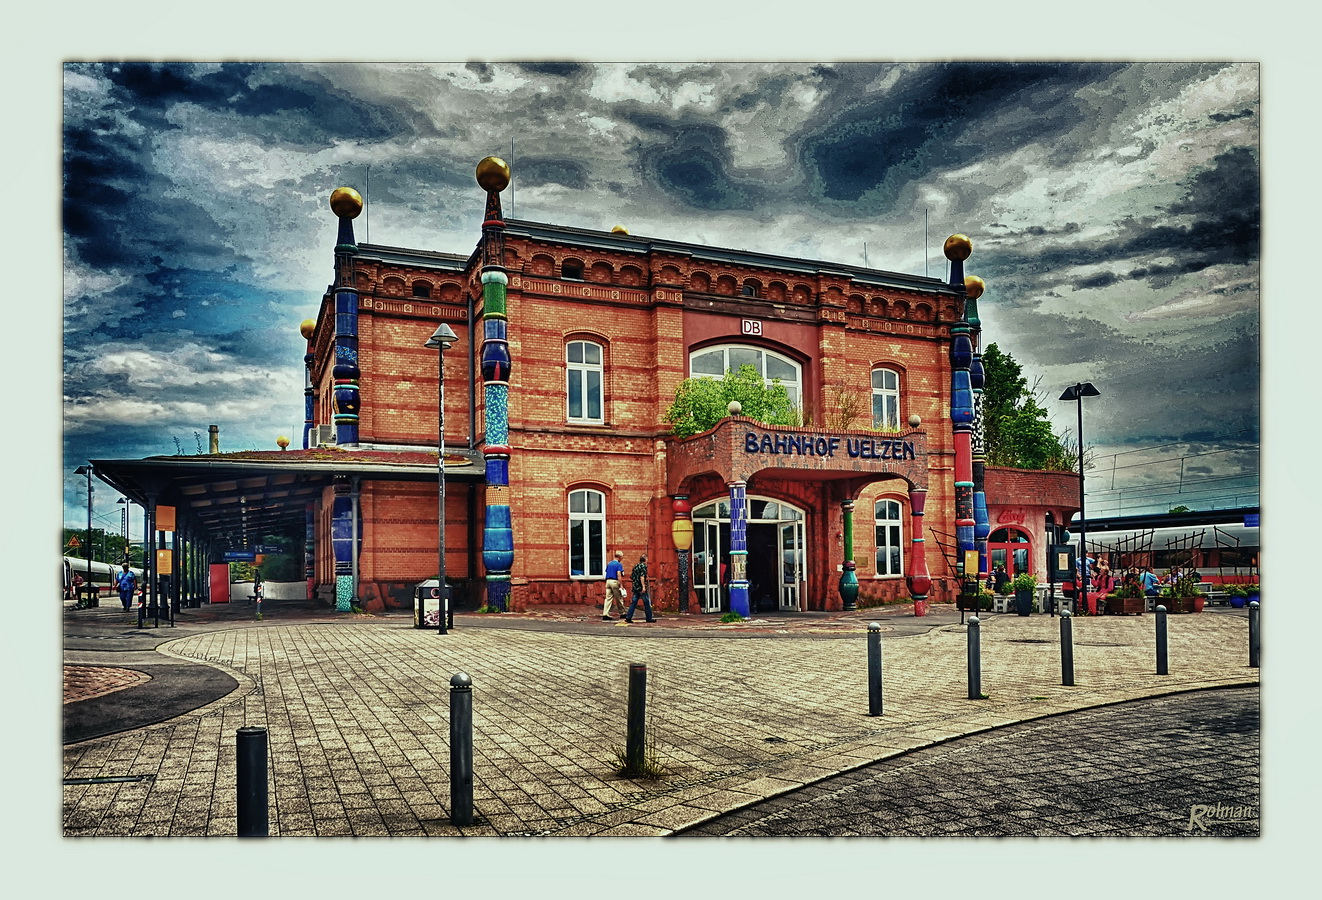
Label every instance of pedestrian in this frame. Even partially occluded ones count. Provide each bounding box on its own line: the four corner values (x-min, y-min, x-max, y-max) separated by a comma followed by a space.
624, 553, 655, 623
114, 562, 137, 612
1140, 566, 1160, 597
603, 550, 625, 620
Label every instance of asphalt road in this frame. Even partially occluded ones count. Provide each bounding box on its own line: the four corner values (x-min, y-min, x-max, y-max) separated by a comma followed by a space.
674, 687, 1259, 837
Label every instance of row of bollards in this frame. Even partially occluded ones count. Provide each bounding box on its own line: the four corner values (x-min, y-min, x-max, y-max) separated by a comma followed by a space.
868, 601, 1261, 713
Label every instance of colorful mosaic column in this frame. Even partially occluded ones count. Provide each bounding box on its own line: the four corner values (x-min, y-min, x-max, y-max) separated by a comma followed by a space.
476, 157, 514, 613
331, 476, 355, 611
671, 495, 693, 614
838, 499, 859, 610
727, 480, 750, 618
304, 501, 315, 602
966, 275, 990, 584
329, 187, 363, 447
945, 235, 976, 589
301, 318, 316, 449
907, 486, 932, 616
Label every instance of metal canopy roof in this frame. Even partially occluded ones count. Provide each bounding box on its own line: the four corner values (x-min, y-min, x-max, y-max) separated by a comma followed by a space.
90, 448, 484, 548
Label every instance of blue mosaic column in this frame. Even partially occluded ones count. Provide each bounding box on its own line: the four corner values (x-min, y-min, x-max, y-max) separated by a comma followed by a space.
476, 158, 514, 612
727, 480, 750, 618
966, 276, 990, 584
329, 187, 362, 447
331, 476, 355, 611
946, 236, 976, 582
301, 319, 316, 449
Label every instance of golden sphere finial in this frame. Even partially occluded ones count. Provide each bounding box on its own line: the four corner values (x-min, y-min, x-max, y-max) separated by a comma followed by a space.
476, 156, 511, 193
330, 187, 363, 219
611, 225, 629, 235
300, 319, 316, 340
276, 435, 290, 450
944, 233, 972, 262
964, 275, 985, 299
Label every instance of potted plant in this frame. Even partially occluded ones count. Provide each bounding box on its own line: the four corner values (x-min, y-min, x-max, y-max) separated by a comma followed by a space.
1106, 579, 1146, 615
1224, 583, 1248, 609
1160, 572, 1205, 614
1245, 581, 1260, 605
1010, 572, 1038, 617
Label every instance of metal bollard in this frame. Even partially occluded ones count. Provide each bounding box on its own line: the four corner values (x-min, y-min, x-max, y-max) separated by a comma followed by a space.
626, 663, 647, 774
1155, 605, 1168, 675
867, 623, 884, 716
1248, 601, 1260, 668
1060, 610, 1075, 686
967, 616, 982, 699
450, 673, 474, 826
236, 726, 269, 837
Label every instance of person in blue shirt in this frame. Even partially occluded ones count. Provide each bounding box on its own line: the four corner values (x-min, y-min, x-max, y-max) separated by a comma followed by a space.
114, 562, 138, 612
603, 550, 625, 620
1140, 566, 1160, 597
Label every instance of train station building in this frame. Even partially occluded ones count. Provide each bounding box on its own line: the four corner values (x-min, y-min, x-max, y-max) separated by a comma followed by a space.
92, 159, 1079, 617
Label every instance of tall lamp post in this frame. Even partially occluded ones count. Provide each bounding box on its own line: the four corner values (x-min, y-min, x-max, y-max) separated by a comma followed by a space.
1060, 382, 1100, 598
74, 465, 94, 605
425, 323, 459, 635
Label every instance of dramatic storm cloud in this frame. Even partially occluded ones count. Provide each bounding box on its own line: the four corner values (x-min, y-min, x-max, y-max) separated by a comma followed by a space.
61, 61, 1260, 525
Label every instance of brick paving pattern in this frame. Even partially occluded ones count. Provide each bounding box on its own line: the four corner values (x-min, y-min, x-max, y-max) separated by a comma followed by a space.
62, 609, 1258, 837
677, 687, 1258, 836
63, 665, 152, 704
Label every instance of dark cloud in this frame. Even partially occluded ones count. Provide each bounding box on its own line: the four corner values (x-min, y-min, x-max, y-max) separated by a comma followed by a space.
516, 157, 589, 190
513, 62, 588, 79
631, 120, 763, 211
794, 63, 1120, 207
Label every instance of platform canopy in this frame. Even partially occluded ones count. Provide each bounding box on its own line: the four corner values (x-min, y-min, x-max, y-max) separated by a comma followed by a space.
90, 448, 484, 548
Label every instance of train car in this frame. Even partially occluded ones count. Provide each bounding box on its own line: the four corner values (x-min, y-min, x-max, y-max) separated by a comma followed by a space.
1082, 512, 1259, 585
63, 556, 143, 605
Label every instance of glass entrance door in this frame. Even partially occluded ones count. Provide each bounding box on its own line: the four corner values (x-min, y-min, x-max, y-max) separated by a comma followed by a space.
693, 519, 724, 613
779, 520, 803, 611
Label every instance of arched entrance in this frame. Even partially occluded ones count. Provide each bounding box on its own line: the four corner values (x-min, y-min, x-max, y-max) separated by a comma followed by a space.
988, 526, 1033, 581
691, 496, 805, 614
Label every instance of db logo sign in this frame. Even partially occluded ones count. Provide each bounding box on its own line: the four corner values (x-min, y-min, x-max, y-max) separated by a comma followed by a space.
741, 319, 763, 336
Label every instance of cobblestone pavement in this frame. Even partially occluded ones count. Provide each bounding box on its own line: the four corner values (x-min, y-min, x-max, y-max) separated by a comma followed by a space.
63, 665, 152, 704
675, 687, 1259, 837
62, 602, 1258, 838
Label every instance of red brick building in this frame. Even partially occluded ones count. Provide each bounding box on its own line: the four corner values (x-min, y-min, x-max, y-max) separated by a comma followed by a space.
296, 190, 1080, 615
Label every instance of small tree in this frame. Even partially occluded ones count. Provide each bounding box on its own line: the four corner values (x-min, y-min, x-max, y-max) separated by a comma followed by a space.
982, 343, 1076, 472
664, 364, 799, 438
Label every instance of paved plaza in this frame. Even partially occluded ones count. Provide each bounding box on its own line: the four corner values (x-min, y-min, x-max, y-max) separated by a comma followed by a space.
61, 598, 1260, 838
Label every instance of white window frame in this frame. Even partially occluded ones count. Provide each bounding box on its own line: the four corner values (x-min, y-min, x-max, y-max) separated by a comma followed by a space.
566, 340, 604, 424
874, 498, 904, 577
568, 488, 606, 579
872, 367, 901, 431
688, 344, 802, 411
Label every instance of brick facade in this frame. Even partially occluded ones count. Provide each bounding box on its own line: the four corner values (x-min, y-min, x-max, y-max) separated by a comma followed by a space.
306, 220, 1078, 613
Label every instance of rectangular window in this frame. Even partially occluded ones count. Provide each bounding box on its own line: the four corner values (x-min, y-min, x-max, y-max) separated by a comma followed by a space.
872, 368, 901, 431
567, 341, 604, 423
569, 488, 606, 578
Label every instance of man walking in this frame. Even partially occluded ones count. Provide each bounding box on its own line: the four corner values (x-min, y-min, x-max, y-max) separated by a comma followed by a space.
603, 550, 625, 620
624, 553, 655, 623
114, 562, 137, 612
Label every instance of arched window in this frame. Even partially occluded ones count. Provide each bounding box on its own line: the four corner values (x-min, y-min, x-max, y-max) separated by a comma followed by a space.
875, 499, 904, 576
412, 281, 432, 299
562, 259, 584, 280
566, 340, 604, 423
689, 344, 801, 410
872, 367, 901, 431
568, 488, 606, 578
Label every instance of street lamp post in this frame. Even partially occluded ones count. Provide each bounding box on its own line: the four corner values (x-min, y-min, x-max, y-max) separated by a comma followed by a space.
425, 323, 459, 635
74, 465, 94, 605
1060, 382, 1100, 603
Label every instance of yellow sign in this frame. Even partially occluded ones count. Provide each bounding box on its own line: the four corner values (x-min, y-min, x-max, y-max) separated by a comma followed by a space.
963, 550, 979, 576
155, 505, 176, 532
156, 549, 173, 573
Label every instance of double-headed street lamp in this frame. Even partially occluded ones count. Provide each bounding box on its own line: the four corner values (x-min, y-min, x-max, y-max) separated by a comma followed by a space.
1060, 382, 1100, 595
425, 323, 459, 635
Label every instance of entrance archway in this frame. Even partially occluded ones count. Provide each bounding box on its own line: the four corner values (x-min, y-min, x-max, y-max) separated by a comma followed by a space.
988, 526, 1033, 582
691, 496, 805, 614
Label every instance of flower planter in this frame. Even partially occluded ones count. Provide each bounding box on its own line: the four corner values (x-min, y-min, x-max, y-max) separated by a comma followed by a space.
1105, 594, 1146, 615
1229, 596, 1246, 609
1014, 588, 1033, 616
